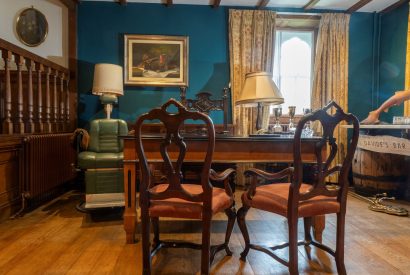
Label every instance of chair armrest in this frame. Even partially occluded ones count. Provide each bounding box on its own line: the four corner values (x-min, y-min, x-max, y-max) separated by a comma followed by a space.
209, 168, 235, 181
209, 168, 236, 197
244, 167, 294, 181
244, 167, 294, 200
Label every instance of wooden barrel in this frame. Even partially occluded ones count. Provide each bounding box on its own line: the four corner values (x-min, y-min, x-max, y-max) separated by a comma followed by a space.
352, 148, 409, 198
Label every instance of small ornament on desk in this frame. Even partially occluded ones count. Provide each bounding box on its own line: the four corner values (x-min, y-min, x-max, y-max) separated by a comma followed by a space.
272, 106, 283, 133
392, 116, 410, 125
302, 108, 314, 137
288, 106, 296, 133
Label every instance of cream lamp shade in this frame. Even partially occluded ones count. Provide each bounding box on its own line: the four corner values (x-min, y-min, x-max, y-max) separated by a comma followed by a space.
92, 63, 124, 96
236, 72, 284, 107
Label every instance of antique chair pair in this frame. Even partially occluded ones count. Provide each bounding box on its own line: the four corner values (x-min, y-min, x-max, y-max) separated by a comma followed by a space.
134, 99, 236, 275
237, 101, 359, 275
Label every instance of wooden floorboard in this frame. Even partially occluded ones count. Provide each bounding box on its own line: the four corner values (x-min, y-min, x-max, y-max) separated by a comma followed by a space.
0, 189, 409, 274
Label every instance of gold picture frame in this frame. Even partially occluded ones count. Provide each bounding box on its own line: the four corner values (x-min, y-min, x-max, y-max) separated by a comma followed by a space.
16, 7, 48, 47
124, 34, 188, 87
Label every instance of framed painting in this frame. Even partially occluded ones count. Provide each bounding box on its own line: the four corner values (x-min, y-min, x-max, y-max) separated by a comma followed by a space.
124, 34, 188, 87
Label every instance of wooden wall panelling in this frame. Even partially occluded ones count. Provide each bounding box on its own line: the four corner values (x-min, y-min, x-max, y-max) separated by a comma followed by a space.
0, 136, 23, 222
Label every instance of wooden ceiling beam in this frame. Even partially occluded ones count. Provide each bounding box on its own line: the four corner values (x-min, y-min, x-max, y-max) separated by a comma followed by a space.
257, 0, 269, 9
213, 0, 221, 9
381, 0, 409, 14
347, 0, 373, 13
303, 0, 321, 10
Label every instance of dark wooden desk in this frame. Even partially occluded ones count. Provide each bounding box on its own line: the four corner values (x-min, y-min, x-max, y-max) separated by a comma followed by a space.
122, 135, 325, 244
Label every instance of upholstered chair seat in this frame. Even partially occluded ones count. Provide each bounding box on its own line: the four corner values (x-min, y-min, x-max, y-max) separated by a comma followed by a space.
149, 184, 233, 219
241, 183, 340, 218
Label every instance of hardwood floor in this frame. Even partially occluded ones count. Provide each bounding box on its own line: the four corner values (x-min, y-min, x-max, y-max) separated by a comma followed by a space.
0, 189, 409, 274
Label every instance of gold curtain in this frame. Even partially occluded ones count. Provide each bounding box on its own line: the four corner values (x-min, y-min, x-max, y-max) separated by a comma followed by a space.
229, 9, 276, 136
404, 3, 410, 116
311, 13, 350, 181
228, 9, 276, 185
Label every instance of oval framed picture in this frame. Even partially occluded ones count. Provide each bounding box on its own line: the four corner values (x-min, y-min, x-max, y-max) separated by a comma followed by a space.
16, 7, 48, 47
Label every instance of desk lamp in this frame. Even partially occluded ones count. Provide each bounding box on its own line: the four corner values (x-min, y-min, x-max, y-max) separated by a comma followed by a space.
236, 72, 284, 131
92, 63, 124, 119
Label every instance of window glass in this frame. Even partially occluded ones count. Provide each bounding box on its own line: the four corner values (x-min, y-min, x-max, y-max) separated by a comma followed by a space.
272, 30, 314, 115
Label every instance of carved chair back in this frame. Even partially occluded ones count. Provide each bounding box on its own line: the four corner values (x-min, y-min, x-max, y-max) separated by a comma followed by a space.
134, 98, 215, 207
180, 86, 229, 132
292, 101, 359, 204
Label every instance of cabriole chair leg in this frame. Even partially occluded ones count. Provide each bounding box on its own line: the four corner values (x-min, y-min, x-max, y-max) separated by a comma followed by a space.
224, 206, 236, 256
237, 205, 251, 261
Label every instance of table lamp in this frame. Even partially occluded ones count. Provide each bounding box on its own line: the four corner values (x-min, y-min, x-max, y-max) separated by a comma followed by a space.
236, 72, 284, 131
92, 63, 124, 119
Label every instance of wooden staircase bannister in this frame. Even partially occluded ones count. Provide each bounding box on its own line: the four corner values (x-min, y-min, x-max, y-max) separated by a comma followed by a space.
0, 38, 73, 134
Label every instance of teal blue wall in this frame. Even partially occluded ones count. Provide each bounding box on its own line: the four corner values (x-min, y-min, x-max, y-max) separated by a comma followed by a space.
377, 3, 408, 122
78, 3, 230, 127
77, 2, 409, 127
348, 13, 377, 121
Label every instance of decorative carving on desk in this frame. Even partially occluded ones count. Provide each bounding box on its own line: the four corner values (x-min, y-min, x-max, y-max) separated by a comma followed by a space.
180, 86, 229, 134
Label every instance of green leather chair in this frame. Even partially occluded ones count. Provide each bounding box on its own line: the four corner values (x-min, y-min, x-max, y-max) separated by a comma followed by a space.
78, 119, 128, 209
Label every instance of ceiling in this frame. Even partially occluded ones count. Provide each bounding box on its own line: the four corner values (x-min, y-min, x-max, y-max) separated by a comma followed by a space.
82, 0, 407, 13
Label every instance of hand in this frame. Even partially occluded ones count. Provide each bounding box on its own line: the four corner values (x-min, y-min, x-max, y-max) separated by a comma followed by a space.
361, 111, 380, 124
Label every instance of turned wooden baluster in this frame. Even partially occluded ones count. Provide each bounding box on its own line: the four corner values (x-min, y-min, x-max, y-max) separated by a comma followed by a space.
35, 62, 44, 133
14, 54, 25, 133
44, 66, 52, 133
65, 77, 70, 131
2, 50, 13, 134
25, 58, 35, 133
53, 69, 58, 132
60, 73, 65, 132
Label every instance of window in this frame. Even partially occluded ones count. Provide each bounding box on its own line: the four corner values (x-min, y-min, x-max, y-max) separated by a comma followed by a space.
272, 29, 315, 115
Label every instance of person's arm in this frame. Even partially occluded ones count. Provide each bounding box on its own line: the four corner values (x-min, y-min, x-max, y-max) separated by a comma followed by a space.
361, 90, 410, 124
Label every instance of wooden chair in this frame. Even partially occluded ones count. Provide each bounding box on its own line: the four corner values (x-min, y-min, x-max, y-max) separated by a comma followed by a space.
135, 99, 236, 275
237, 101, 359, 275
179, 86, 236, 192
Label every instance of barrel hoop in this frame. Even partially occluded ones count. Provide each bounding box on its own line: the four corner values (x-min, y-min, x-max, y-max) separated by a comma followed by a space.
352, 173, 407, 182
